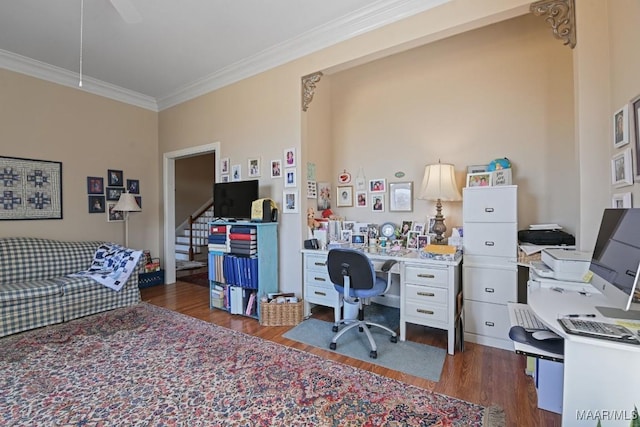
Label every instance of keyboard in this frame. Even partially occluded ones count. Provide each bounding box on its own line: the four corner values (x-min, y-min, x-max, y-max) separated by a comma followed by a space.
513, 306, 548, 331
558, 318, 640, 345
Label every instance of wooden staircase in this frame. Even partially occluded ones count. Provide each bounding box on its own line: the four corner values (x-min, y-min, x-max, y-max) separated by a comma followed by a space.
175, 201, 214, 263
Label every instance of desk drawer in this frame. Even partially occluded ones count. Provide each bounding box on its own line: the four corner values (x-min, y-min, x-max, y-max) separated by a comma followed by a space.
404, 265, 448, 287
405, 283, 447, 305
404, 300, 448, 325
305, 269, 332, 288
463, 266, 517, 304
305, 254, 328, 272
464, 300, 510, 339
305, 283, 340, 306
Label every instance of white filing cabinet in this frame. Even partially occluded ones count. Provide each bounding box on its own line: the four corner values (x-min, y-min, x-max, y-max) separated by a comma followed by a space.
463, 185, 518, 350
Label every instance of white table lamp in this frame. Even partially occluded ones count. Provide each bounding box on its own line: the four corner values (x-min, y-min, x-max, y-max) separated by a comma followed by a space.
113, 191, 141, 247
419, 161, 462, 244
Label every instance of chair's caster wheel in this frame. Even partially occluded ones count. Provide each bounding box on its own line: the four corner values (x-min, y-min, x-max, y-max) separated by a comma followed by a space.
332, 325, 339, 332
329, 342, 337, 350
390, 336, 398, 343
369, 350, 377, 359
359, 326, 364, 332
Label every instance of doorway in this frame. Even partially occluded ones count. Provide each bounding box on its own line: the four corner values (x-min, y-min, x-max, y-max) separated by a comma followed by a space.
163, 142, 220, 284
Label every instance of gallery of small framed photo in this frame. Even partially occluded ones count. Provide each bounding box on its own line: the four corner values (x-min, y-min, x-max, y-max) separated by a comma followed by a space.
248, 158, 261, 178
611, 148, 633, 187
336, 185, 353, 207
612, 192, 632, 208
369, 179, 386, 193
283, 190, 299, 213
613, 104, 629, 148
371, 194, 385, 212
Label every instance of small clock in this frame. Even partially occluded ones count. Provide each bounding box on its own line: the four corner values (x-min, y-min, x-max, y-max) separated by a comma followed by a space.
380, 222, 396, 239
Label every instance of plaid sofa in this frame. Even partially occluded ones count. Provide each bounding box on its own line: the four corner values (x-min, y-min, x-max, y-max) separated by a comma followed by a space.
0, 237, 143, 337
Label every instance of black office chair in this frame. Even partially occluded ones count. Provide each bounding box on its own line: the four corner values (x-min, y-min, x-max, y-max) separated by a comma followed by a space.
327, 248, 398, 359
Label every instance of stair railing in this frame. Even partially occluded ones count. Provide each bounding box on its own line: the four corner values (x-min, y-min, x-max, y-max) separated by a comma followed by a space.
187, 201, 214, 261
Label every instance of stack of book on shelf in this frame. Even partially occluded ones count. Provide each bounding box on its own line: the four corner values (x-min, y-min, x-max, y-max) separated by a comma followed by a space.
222, 255, 259, 289
228, 286, 257, 316
208, 224, 229, 253
228, 225, 257, 256
210, 254, 226, 284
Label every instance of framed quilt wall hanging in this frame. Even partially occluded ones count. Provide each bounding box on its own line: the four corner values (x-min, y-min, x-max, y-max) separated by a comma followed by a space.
0, 156, 63, 220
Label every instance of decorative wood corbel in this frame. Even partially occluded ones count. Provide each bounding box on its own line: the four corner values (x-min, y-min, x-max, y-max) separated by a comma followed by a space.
530, 0, 576, 49
301, 72, 323, 112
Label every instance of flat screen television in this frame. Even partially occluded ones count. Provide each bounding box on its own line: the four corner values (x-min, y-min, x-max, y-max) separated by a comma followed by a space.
213, 180, 259, 220
589, 208, 640, 320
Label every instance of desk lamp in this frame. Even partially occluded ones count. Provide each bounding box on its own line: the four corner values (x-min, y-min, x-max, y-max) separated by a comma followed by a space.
419, 161, 462, 244
113, 191, 141, 248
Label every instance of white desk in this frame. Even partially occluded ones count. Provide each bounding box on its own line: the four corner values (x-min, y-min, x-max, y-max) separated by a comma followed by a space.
301, 248, 462, 355
528, 284, 640, 426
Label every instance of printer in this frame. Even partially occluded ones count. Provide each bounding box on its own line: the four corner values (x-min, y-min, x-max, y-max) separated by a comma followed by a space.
530, 248, 591, 282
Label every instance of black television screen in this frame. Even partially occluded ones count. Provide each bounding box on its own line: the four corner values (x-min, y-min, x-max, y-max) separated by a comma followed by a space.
213, 180, 259, 220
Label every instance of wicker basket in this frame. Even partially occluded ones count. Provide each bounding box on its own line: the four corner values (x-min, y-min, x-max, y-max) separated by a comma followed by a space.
260, 300, 304, 326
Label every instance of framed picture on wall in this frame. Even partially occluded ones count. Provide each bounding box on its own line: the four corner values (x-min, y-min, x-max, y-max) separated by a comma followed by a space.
248, 157, 261, 177
611, 148, 633, 187
631, 95, 640, 181
336, 186, 353, 207
613, 104, 629, 148
87, 176, 104, 194
126, 179, 139, 194
220, 158, 230, 174
270, 159, 282, 178
107, 169, 123, 186
369, 179, 386, 193
389, 181, 413, 212
355, 191, 367, 207
283, 190, 299, 213
612, 192, 632, 208
88, 195, 105, 213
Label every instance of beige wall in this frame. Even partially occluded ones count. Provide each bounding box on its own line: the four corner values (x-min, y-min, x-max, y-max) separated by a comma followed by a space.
0, 69, 160, 255
318, 13, 575, 234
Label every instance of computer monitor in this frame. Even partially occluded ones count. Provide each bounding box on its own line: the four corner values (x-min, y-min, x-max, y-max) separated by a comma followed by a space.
589, 208, 640, 320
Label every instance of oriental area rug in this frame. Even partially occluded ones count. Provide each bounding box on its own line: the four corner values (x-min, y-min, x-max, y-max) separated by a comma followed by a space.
0, 303, 504, 426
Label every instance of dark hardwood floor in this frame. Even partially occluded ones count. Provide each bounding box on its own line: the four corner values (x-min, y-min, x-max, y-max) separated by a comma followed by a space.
141, 281, 561, 426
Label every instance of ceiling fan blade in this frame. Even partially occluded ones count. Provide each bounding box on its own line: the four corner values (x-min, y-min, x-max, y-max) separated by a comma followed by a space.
110, 0, 142, 24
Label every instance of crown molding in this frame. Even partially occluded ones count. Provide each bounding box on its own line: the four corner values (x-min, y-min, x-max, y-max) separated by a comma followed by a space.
0, 0, 449, 112
0, 49, 158, 111
156, 0, 450, 110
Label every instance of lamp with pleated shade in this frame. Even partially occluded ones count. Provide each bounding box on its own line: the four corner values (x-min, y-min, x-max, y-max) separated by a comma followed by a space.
418, 161, 462, 244
112, 191, 141, 247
